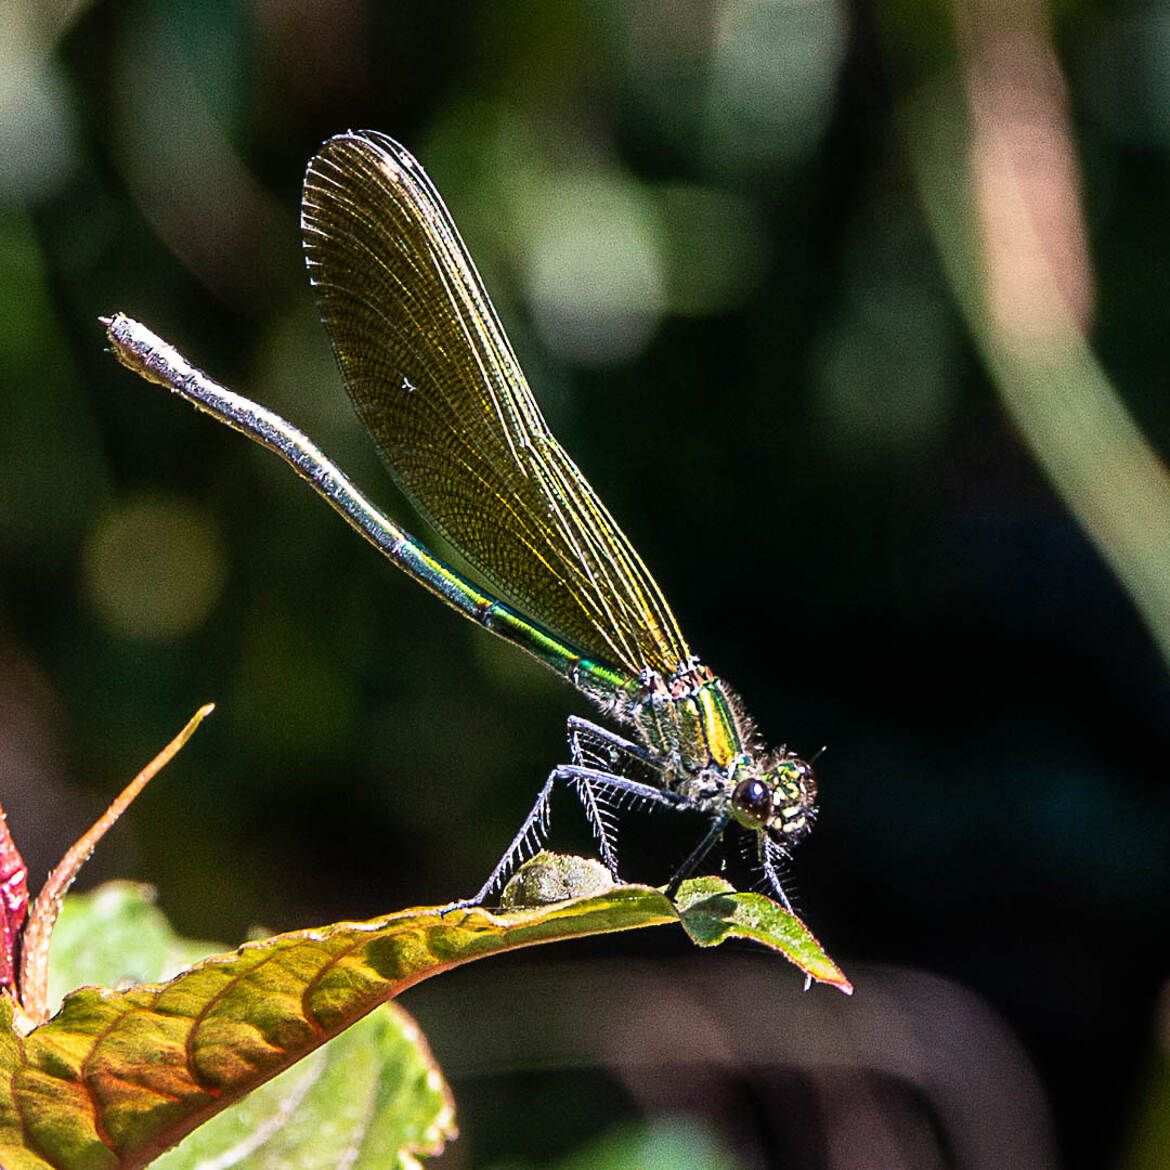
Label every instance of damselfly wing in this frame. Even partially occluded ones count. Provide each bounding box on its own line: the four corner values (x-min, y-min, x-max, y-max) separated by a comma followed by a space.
300, 132, 818, 906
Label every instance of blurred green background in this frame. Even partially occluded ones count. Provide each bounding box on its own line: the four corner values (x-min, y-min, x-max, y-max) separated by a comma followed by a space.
3, 0, 1170, 1167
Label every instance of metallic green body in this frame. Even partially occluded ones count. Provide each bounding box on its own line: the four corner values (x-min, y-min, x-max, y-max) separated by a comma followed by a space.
105, 128, 820, 903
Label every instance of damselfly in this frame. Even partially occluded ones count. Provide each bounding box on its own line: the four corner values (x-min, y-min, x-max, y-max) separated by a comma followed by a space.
104, 131, 818, 908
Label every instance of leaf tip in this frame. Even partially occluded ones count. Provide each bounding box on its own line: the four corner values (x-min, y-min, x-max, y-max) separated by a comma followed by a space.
815, 970, 854, 996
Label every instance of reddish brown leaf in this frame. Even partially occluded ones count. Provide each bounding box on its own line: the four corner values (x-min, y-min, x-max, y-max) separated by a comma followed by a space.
0, 868, 848, 1170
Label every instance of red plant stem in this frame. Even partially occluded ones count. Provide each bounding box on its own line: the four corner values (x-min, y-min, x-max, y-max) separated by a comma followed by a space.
0, 801, 28, 993
18, 704, 214, 1025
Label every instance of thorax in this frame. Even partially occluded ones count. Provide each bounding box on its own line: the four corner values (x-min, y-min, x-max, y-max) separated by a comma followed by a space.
629, 662, 750, 796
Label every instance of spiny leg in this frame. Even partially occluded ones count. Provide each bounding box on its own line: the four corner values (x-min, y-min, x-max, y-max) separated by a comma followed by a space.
566, 717, 666, 876
451, 764, 693, 910
756, 832, 796, 913
566, 716, 662, 770
571, 773, 619, 875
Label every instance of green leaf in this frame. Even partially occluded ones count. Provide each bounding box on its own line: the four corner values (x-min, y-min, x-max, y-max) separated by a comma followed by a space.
45, 883, 455, 1170
673, 877, 852, 993
11, 884, 456, 1170
500, 854, 852, 994
493, 1115, 746, 1170
46, 884, 220, 1015
151, 1003, 453, 1170
0, 859, 847, 1170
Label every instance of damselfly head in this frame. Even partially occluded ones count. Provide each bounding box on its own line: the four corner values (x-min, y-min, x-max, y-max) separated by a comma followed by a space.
729, 752, 817, 842
771, 755, 818, 845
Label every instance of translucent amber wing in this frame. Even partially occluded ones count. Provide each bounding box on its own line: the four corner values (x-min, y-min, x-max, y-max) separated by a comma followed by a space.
302, 131, 691, 677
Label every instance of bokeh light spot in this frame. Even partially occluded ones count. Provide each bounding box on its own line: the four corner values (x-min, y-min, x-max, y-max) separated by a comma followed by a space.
83, 494, 227, 641
705, 0, 847, 172
522, 173, 666, 366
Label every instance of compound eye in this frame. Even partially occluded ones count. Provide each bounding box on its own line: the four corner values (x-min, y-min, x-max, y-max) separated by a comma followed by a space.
731, 776, 772, 829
